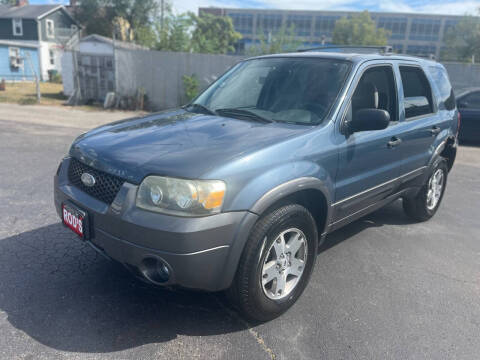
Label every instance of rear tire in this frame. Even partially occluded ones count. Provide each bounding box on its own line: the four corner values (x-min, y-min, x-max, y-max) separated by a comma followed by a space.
403, 158, 448, 222
228, 204, 318, 322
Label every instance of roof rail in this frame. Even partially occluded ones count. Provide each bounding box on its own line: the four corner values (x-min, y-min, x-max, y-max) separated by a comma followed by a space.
298, 45, 393, 54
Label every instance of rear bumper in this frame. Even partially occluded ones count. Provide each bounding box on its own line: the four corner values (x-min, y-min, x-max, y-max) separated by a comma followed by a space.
54, 157, 258, 291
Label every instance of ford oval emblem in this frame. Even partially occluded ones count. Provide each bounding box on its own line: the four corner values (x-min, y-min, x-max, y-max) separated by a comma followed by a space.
81, 173, 96, 187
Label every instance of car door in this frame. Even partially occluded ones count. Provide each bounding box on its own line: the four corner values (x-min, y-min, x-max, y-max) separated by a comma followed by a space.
458, 91, 480, 142
393, 64, 441, 178
333, 63, 402, 224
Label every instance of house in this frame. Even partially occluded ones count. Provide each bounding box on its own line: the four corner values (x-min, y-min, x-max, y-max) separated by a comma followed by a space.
0, 1, 80, 81
62, 34, 147, 101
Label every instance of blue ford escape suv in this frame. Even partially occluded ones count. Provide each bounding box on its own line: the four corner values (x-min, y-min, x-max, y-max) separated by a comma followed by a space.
55, 50, 458, 321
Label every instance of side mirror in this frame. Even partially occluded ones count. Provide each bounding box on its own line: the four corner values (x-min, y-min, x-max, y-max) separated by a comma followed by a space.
349, 108, 390, 133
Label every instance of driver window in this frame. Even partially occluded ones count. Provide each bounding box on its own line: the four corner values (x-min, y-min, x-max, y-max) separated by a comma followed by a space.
351, 65, 398, 122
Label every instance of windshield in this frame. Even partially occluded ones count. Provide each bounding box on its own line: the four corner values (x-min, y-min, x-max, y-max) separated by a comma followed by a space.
191, 57, 351, 125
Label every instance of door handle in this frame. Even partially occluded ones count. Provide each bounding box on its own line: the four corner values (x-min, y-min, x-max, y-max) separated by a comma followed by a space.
387, 137, 402, 148
429, 126, 441, 135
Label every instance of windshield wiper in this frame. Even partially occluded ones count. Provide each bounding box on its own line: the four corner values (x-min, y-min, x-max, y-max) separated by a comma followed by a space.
183, 103, 216, 115
215, 108, 274, 123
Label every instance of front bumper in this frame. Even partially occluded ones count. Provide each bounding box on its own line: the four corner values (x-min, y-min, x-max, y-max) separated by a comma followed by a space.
54, 158, 258, 291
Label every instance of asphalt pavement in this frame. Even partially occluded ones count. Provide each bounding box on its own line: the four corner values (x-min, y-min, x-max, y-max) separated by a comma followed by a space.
0, 105, 479, 360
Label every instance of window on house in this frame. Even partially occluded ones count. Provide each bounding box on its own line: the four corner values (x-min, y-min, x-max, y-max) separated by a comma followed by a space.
12, 18, 23, 36
46, 19, 55, 38
71, 24, 78, 32
49, 50, 55, 65
9, 47, 20, 58
8, 47, 22, 70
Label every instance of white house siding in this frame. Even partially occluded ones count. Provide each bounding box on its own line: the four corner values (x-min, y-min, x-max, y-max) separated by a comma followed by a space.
39, 41, 63, 81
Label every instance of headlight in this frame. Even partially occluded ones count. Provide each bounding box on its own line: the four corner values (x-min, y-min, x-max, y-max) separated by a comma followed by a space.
136, 176, 226, 216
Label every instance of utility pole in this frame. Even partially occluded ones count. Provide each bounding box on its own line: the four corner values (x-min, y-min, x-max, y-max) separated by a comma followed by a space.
25, 52, 40, 103
160, 0, 165, 33
113, 22, 119, 95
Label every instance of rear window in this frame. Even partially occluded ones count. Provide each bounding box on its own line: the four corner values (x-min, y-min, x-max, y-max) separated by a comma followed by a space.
400, 66, 434, 119
428, 66, 456, 110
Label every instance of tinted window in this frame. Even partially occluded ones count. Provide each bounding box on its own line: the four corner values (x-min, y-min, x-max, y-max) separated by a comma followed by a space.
428, 66, 455, 110
400, 66, 434, 118
193, 58, 351, 125
351, 65, 398, 121
463, 92, 480, 109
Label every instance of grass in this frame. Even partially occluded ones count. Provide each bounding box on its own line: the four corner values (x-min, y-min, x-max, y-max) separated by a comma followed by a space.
0, 82, 67, 106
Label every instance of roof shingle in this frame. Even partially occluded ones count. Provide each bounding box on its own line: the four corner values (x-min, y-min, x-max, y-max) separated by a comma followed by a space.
0, 5, 61, 19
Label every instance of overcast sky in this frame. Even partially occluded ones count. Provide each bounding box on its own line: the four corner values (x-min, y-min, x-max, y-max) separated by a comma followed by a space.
30, 0, 480, 16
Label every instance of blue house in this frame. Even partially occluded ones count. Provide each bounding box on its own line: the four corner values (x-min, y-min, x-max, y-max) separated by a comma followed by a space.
0, 40, 40, 81
0, 1, 79, 81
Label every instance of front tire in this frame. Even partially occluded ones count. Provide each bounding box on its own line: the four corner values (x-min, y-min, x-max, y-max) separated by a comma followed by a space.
228, 204, 318, 322
403, 158, 448, 222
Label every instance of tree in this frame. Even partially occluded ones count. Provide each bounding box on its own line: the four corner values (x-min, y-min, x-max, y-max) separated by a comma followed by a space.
332, 11, 389, 46
74, 0, 158, 42
247, 25, 301, 55
190, 13, 242, 54
135, 1, 192, 52
0, 0, 16, 5
442, 15, 480, 62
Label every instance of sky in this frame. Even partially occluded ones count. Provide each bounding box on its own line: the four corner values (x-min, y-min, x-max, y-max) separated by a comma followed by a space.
29, 0, 480, 16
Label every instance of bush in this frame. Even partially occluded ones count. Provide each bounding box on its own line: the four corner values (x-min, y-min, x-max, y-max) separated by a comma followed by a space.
182, 74, 199, 102
50, 73, 62, 84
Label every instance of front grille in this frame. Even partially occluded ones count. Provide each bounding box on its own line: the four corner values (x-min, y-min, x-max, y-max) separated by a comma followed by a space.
68, 157, 125, 204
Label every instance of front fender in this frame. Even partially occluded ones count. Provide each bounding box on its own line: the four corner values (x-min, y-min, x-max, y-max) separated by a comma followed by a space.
226, 161, 334, 214
250, 177, 332, 215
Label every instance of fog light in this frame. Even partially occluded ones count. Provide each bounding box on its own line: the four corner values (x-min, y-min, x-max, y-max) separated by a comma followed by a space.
141, 257, 171, 284
156, 262, 170, 282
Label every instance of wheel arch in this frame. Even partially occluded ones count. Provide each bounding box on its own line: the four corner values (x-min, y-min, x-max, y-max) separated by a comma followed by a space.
250, 177, 332, 239
218, 177, 333, 291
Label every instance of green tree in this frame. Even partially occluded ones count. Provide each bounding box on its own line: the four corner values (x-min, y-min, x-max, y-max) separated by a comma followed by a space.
247, 25, 301, 55
442, 15, 480, 62
136, 4, 192, 52
155, 10, 192, 52
74, 0, 158, 42
332, 11, 389, 46
190, 13, 242, 54
0, 0, 16, 5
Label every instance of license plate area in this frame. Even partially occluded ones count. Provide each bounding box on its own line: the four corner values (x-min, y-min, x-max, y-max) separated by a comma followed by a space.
62, 202, 90, 240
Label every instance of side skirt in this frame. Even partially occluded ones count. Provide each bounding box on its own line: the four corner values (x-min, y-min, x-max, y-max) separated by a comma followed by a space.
326, 188, 411, 233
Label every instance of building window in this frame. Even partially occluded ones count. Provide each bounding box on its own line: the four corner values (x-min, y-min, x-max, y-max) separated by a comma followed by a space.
377, 17, 407, 40
49, 50, 55, 65
9, 47, 20, 58
228, 13, 253, 35
314, 15, 340, 37
46, 19, 55, 38
256, 14, 283, 35
409, 18, 441, 41
286, 15, 312, 37
443, 19, 458, 37
12, 18, 23, 36
8, 47, 23, 70
71, 24, 78, 32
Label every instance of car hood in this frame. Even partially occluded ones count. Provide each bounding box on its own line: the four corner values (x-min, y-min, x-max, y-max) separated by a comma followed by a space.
70, 109, 312, 184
